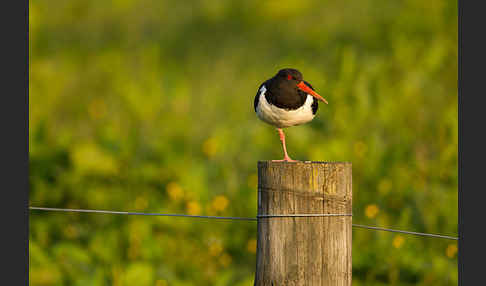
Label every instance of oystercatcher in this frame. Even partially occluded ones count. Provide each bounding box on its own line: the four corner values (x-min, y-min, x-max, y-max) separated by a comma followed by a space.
254, 68, 328, 162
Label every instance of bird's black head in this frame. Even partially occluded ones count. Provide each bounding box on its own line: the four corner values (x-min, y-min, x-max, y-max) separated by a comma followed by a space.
276, 68, 303, 83
269, 68, 328, 105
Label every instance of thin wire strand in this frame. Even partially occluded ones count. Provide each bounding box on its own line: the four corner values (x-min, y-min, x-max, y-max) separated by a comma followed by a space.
352, 224, 458, 240
29, 207, 256, 221
29, 206, 458, 240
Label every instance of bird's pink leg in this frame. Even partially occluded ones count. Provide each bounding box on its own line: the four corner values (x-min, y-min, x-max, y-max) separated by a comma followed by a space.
272, 128, 298, 162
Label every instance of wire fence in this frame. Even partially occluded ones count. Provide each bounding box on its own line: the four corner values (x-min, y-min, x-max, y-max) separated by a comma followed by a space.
29, 206, 458, 241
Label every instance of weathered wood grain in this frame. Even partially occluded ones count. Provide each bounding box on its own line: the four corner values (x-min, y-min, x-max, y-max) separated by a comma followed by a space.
254, 161, 352, 286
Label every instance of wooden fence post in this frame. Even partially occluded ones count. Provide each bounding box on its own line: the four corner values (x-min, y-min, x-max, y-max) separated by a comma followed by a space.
254, 161, 352, 286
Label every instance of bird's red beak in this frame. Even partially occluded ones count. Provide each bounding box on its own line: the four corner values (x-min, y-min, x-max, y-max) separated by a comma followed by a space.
297, 81, 328, 104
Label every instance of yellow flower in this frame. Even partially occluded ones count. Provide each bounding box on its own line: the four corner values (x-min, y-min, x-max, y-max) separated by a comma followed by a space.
209, 242, 223, 256
211, 195, 229, 212
134, 196, 148, 210
64, 225, 78, 239
127, 244, 140, 260
220, 253, 232, 267
354, 141, 367, 158
166, 182, 184, 201
446, 244, 458, 258
262, 0, 311, 20
365, 204, 379, 219
202, 137, 219, 158
186, 201, 201, 216
392, 235, 405, 248
29, 267, 61, 285
88, 98, 107, 120
247, 239, 257, 254
155, 279, 168, 286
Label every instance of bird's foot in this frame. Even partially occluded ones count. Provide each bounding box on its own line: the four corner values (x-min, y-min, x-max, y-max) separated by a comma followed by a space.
271, 156, 299, 163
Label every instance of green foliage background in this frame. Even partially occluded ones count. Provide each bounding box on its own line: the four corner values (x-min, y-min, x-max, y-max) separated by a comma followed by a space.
29, 0, 458, 285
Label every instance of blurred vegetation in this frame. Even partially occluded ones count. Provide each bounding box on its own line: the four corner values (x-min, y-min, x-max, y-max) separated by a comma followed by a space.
29, 0, 457, 285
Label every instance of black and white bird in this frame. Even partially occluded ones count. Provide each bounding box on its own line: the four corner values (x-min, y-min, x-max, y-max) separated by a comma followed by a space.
254, 68, 328, 162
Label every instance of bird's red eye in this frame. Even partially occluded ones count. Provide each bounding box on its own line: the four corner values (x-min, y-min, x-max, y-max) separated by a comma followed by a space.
287, 75, 293, 80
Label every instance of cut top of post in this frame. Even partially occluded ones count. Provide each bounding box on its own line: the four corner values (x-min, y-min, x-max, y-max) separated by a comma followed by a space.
258, 161, 352, 164
257, 161, 352, 198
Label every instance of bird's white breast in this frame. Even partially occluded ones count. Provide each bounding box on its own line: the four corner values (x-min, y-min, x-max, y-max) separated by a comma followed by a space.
256, 85, 316, 128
